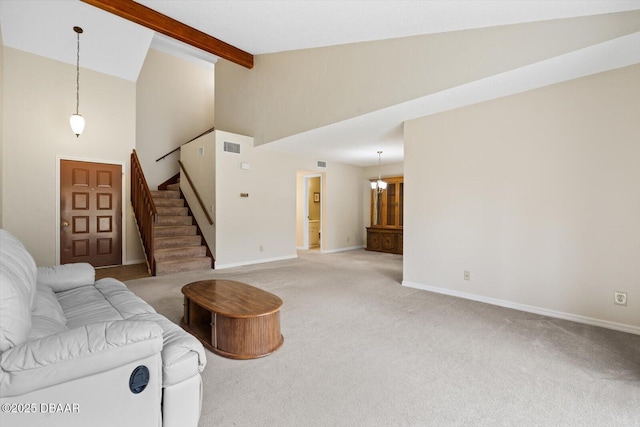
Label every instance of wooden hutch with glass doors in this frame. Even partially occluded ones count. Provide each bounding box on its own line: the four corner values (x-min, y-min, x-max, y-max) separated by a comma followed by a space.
366, 176, 403, 254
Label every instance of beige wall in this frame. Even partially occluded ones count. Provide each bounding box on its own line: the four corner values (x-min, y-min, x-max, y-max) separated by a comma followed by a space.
214, 131, 301, 267
213, 131, 363, 267
0, 29, 4, 228
404, 64, 640, 333
2, 48, 143, 265
136, 49, 214, 188
215, 11, 640, 147
323, 161, 365, 251
180, 131, 216, 256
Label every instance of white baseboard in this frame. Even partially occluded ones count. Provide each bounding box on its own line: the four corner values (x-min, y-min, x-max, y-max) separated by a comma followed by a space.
216, 254, 297, 270
124, 259, 146, 266
402, 280, 640, 336
321, 245, 365, 254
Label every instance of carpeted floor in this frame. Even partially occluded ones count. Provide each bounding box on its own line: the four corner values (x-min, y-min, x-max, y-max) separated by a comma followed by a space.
124, 249, 640, 427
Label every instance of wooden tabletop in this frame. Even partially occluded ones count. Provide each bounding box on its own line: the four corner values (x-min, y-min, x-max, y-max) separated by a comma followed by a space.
182, 280, 283, 318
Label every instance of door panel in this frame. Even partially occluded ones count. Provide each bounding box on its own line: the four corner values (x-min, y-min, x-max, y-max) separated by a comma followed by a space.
60, 160, 122, 267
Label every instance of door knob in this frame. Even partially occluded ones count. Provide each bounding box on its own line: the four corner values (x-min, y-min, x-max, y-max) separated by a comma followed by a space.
61, 220, 69, 227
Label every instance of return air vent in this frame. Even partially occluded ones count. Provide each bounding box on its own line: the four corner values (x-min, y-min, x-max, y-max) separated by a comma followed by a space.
224, 141, 241, 154
317, 161, 327, 168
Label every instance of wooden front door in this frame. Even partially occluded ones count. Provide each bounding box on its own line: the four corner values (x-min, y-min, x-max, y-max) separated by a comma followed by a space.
60, 160, 122, 267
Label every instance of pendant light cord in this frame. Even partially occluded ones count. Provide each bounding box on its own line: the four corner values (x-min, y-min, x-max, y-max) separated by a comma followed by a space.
75, 29, 80, 115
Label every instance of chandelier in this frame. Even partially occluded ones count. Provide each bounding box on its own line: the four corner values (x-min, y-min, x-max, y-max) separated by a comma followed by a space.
69, 26, 85, 137
371, 151, 387, 193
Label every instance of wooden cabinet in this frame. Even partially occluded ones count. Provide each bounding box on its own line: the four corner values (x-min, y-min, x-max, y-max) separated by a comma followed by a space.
309, 221, 320, 248
367, 176, 403, 255
366, 227, 403, 254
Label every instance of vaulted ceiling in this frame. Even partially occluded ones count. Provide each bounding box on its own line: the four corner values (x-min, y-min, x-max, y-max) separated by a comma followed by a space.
1, 1, 640, 166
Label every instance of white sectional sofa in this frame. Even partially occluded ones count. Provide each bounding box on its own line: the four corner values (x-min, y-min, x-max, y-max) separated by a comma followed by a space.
0, 229, 206, 427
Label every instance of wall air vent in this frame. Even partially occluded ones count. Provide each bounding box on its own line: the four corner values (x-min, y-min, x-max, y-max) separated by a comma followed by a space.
224, 141, 241, 154
317, 161, 327, 168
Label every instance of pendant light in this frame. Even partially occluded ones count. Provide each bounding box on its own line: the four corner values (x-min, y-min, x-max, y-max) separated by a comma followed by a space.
69, 26, 85, 137
371, 151, 387, 193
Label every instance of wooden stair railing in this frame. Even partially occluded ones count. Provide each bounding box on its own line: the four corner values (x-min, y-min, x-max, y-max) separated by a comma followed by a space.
131, 149, 158, 275
178, 160, 214, 225
155, 126, 216, 162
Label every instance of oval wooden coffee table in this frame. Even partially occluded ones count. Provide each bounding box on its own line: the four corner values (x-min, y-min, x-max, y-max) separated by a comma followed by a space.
181, 280, 284, 359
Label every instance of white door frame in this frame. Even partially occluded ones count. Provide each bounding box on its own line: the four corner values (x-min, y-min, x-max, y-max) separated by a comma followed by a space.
303, 174, 322, 250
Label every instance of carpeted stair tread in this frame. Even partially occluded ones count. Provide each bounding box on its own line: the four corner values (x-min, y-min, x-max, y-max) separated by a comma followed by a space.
154, 235, 202, 249
151, 190, 180, 199
156, 215, 193, 226
149, 183, 213, 276
154, 246, 207, 261
156, 206, 189, 216
154, 225, 197, 237
154, 198, 185, 207
155, 256, 212, 276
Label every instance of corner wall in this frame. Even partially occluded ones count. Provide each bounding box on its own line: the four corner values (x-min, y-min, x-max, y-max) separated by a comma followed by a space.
214, 132, 303, 267
2, 48, 142, 265
404, 64, 640, 333
0, 26, 4, 228
213, 131, 363, 268
136, 48, 214, 188
180, 131, 216, 256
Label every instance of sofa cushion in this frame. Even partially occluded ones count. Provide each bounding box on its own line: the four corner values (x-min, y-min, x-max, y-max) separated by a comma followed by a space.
33, 283, 67, 324
27, 315, 69, 341
57, 278, 157, 328
95, 278, 157, 318
0, 229, 38, 353
57, 285, 126, 328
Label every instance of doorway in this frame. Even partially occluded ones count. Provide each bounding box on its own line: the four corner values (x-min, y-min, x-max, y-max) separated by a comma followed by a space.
59, 159, 123, 267
303, 174, 322, 250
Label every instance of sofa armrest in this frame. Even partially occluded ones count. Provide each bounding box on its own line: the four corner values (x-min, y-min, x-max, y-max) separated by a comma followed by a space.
130, 313, 206, 386
0, 320, 163, 397
36, 263, 95, 292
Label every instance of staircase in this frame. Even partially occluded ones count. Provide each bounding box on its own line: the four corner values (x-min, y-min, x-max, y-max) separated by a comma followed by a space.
151, 183, 212, 275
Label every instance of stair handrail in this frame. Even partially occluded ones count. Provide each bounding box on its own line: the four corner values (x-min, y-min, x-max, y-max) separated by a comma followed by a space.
178, 160, 214, 225
155, 126, 216, 162
131, 149, 158, 275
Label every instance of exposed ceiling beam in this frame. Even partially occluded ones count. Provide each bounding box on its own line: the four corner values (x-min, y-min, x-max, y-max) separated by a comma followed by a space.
81, 0, 254, 69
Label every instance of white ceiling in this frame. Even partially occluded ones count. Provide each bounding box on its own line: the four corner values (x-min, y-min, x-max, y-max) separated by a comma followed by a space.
136, 0, 640, 54
2, 1, 640, 166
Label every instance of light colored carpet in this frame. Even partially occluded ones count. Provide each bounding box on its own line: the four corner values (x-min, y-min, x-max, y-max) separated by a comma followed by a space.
125, 249, 640, 427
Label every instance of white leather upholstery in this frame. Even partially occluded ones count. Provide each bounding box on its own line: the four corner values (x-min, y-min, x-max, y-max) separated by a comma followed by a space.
0, 229, 206, 427
36, 262, 95, 292
162, 374, 203, 427
1, 320, 163, 397
0, 230, 37, 352
1, 353, 163, 427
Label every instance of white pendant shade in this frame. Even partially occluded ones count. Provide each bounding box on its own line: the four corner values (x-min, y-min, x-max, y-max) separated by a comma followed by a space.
377, 179, 387, 190
70, 114, 85, 137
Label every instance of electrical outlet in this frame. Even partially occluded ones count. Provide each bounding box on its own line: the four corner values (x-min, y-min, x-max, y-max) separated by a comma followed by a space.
259, 245, 264, 252
614, 291, 627, 306
464, 271, 471, 281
